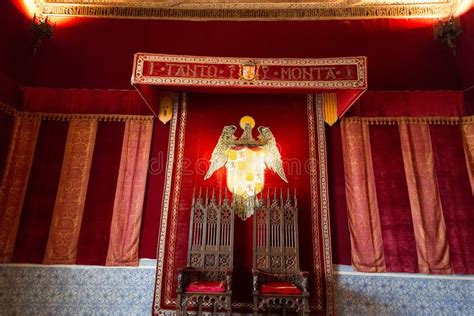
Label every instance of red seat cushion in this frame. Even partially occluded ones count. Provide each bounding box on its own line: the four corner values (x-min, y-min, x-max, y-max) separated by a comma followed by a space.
260, 282, 302, 295
186, 281, 226, 293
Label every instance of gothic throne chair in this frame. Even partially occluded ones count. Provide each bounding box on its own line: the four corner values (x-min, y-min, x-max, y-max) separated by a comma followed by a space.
252, 190, 310, 315
176, 188, 234, 315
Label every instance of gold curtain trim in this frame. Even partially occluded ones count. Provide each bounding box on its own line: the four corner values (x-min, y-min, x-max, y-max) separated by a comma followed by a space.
15, 112, 154, 122
0, 116, 41, 262
0, 101, 153, 122
399, 123, 452, 274
44, 119, 98, 264
343, 116, 474, 125
461, 120, 474, 195
0, 102, 17, 116
105, 119, 154, 266
341, 119, 386, 273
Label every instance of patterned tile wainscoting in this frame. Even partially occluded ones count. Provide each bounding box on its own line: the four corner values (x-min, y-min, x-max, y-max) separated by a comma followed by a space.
334, 265, 474, 315
0, 263, 472, 315
0, 262, 156, 315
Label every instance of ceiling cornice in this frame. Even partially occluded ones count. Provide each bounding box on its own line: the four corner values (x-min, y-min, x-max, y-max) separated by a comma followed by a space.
32, 0, 466, 20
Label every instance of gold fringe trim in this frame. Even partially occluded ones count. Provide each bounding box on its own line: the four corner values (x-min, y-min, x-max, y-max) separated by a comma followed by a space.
34, 0, 457, 21
0, 101, 153, 122
343, 116, 474, 125
0, 102, 17, 116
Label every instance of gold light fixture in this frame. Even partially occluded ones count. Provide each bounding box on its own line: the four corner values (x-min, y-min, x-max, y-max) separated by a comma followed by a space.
205, 116, 287, 219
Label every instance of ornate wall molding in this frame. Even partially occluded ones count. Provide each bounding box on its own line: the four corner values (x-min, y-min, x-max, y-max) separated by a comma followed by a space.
31, 0, 463, 20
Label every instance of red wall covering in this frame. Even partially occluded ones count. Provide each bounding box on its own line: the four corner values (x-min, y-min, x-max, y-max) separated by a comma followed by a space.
26, 17, 460, 90
2, 0, 474, 267
431, 125, 474, 273
8, 6, 471, 91
0, 1, 31, 85
458, 7, 474, 90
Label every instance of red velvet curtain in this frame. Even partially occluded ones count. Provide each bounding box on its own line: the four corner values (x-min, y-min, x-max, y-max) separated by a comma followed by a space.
326, 124, 351, 265
329, 91, 471, 269
369, 125, 417, 273
76, 122, 124, 265
347, 91, 465, 117
4, 88, 160, 266
430, 125, 474, 274
339, 118, 473, 274
138, 120, 170, 259
5, 88, 472, 271
22, 88, 152, 115
13, 121, 69, 263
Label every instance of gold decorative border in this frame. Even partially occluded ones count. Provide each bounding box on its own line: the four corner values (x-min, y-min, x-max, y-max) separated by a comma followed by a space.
164, 93, 187, 307
152, 94, 332, 313
33, 0, 459, 20
0, 102, 16, 116
153, 93, 180, 314
314, 94, 335, 314
0, 116, 41, 263
133, 54, 367, 90
306, 94, 324, 310
343, 115, 474, 125
0, 102, 153, 122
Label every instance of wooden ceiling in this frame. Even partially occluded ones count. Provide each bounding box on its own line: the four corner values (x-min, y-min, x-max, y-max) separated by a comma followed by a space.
32, 0, 468, 20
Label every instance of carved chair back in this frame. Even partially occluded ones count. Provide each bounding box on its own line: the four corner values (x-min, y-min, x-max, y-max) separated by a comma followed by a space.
187, 188, 235, 275
253, 189, 300, 274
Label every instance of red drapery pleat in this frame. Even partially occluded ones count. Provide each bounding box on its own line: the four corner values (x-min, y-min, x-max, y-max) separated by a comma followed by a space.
399, 123, 452, 274
105, 120, 153, 266
369, 125, 417, 273
341, 120, 386, 272
430, 125, 474, 274
76, 121, 125, 265
138, 120, 170, 259
326, 124, 351, 265
12, 121, 68, 263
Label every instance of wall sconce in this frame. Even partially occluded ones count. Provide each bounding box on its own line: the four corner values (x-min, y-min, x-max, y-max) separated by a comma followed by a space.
434, 15, 462, 55
31, 14, 54, 55
205, 116, 287, 220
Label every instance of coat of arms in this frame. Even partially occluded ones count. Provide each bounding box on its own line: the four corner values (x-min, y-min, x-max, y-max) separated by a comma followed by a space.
240, 63, 258, 81
205, 116, 287, 219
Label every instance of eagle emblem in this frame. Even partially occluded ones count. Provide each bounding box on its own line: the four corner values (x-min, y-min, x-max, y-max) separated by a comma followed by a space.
205, 116, 287, 219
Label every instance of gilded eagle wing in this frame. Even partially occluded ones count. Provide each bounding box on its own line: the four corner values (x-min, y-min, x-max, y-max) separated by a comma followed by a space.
204, 125, 237, 180
258, 126, 288, 183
